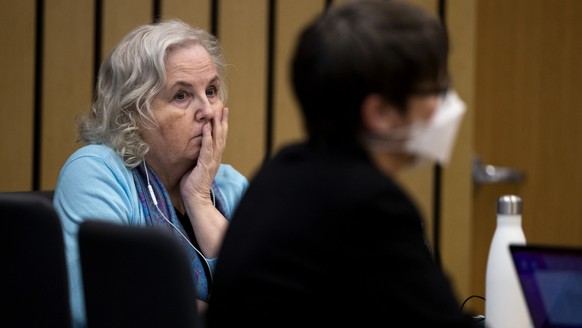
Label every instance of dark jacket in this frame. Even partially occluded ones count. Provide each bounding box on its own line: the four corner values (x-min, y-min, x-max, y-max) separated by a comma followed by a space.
207, 143, 475, 327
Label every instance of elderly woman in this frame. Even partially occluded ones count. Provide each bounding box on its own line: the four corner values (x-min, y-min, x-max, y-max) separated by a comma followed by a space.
53, 19, 248, 328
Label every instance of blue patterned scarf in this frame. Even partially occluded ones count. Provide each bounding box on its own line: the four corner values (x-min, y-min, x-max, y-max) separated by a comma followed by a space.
132, 162, 227, 301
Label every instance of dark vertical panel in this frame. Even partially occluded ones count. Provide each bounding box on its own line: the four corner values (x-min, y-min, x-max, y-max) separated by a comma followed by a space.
265, 0, 275, 161
153, 0, 161, 22
325, 0, 333, 10
432, 0, 447, 270
33, 0, 44, 190
211, 0, 218, 37
438, 0, 446, 25
94, 0, 102, 92
433, 164, 442, 267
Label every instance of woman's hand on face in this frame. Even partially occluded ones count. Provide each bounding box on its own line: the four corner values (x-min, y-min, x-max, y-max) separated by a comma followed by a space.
180, 106, 229, 204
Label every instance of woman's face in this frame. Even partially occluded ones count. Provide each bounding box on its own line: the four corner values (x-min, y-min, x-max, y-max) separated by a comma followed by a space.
142, 44, 223, 172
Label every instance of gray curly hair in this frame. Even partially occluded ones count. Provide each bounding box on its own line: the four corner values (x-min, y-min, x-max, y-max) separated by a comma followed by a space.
77, 19, 226, 168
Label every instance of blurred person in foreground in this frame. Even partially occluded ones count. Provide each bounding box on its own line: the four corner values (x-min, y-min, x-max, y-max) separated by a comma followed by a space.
207, 0, 476, 327
53, 19, 248, 327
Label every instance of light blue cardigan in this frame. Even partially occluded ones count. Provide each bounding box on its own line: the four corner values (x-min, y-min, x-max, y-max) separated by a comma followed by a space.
53, 144, 248, 328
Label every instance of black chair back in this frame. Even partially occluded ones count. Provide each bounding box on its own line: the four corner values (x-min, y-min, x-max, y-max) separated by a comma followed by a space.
0, 191, 71, 328
78, 220, 202, 328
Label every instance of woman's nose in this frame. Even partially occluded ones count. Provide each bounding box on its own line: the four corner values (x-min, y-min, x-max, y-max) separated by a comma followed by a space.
195, 97, 215, 121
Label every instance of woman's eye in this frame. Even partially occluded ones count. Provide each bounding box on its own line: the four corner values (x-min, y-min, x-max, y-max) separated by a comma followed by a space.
206, 86, 217, 97
175, 91, 189, 101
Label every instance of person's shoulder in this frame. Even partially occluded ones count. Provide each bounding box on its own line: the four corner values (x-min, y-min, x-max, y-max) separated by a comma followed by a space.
217, 163, 248, 183
275, 142, 307, 157
215, 164, 249, 216
59, 144, 130, 182
70, 143, 118, 158
54, 144, 141, 224
263, 142, 309, 166
215, 163, 249, 203
65, 144, 124, 168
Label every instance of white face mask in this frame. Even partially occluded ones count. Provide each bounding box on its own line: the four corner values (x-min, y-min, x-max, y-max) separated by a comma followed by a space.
362, 89, 466, 166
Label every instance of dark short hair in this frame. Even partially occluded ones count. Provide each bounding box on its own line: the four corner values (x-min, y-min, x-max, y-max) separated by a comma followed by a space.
291, 0, 449, 148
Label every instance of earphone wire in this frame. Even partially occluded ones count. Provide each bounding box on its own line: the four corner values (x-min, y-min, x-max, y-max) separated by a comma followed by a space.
143, 160, 213, 283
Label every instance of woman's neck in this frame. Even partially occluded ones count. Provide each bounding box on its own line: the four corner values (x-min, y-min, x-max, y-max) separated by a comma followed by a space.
143, 158, 186, 214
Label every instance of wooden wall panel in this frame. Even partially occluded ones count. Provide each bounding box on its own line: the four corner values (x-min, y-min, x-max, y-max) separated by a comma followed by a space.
162, 0, 211, 30
472, 1, 534, 314
40, 0, 94, 189
0, 3, 478, 309
272, 0, 325, 151
394, 0, 438, 257
396, 0, 477, 308
442, 0, 476, 306
472, 0, 582, 315
0, 0, 520, 317
407, 0, 438, 13
0, 0, 35, 191
102, 0, 153, 57
219, 0, 268, 179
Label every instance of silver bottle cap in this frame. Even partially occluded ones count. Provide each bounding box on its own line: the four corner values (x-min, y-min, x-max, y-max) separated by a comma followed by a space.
497, 195, 522, 215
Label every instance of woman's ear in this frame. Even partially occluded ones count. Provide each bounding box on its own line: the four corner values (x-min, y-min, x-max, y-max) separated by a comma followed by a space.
361, 94, 399, 133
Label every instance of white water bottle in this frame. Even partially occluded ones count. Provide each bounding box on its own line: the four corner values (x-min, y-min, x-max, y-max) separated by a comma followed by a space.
485, 195, 532, 328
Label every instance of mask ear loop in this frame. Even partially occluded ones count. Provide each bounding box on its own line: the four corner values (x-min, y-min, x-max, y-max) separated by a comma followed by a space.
142, 160, 213, 283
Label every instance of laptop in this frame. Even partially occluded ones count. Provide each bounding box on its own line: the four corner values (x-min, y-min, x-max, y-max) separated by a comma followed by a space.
510, 244, 582, 328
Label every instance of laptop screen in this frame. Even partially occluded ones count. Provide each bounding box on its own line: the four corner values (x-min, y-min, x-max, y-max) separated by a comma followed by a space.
510, 244, 582, 328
